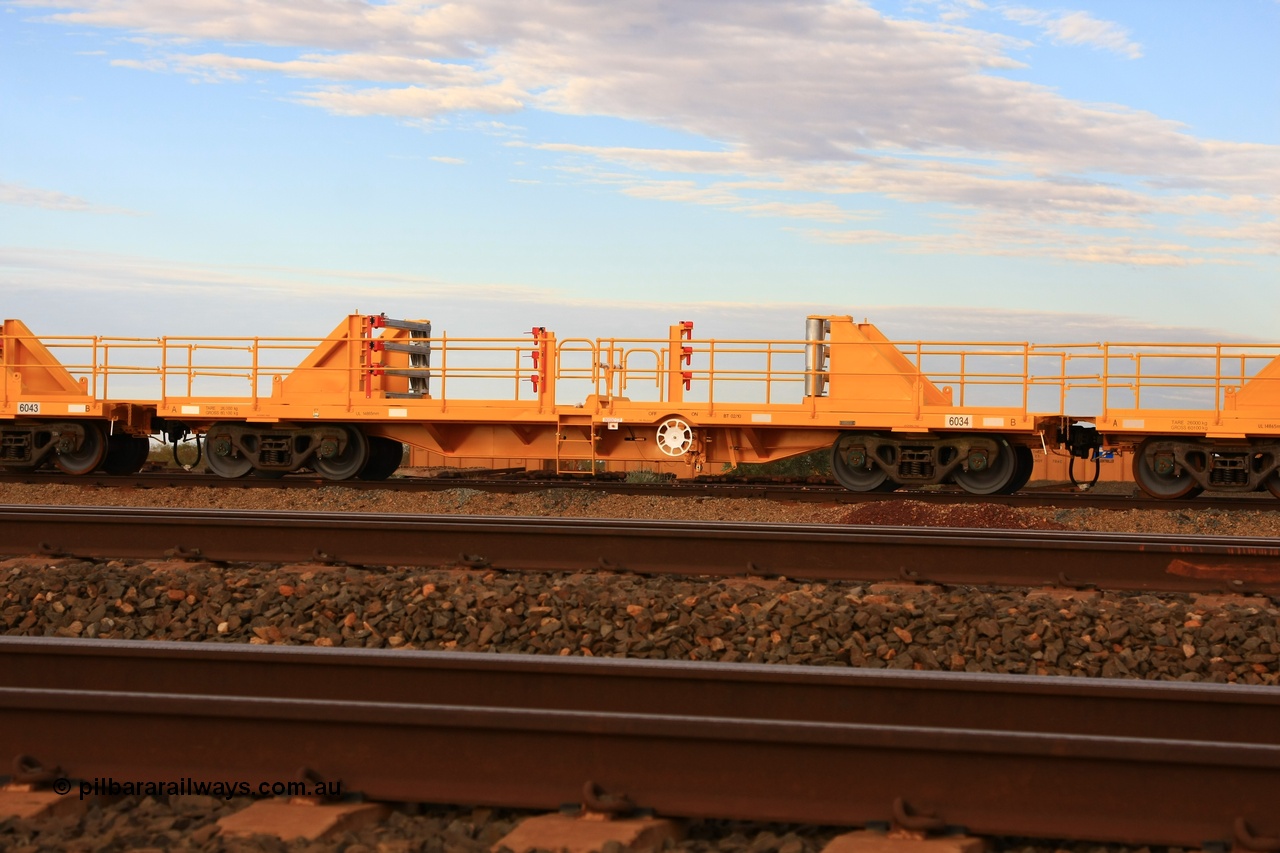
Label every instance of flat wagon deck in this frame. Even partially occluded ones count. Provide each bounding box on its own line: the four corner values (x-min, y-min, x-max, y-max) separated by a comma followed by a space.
3, 313, 1278, 498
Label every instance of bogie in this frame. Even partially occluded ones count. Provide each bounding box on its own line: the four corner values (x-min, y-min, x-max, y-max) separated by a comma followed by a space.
0, 421, 109, 474
831, 431, 1025, 496
1133, 437, 1280, 499
202, 422, 372, 480
0, 425, 58, 470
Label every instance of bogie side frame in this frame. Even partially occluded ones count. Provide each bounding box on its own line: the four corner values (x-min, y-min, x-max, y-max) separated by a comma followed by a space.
2, 314, 1279, 498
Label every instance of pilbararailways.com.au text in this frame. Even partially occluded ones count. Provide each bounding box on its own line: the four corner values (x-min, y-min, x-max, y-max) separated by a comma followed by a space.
61, 777, 344, 801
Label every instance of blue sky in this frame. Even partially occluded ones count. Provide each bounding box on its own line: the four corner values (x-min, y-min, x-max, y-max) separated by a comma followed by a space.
1, 0, 1276, 344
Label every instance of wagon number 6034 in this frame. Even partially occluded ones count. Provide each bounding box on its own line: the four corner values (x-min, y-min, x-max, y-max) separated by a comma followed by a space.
946, 414, 972, 428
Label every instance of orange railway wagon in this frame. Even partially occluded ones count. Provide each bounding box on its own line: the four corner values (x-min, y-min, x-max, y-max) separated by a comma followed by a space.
2, 313, 1279, 499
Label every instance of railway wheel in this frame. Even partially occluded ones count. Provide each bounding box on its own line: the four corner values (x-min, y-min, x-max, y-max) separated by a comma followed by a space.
54, 422, 106, 475
358, 437, 403, 481
205, 426, 253, 479
1267, 472, 1280, 499
1133, 437, 1200, 499
313, 426, 369, 481
99, 433, 150, 475
831, 432, 890, 492
1006, 445, 1035, 494
952, 436, 1018, 496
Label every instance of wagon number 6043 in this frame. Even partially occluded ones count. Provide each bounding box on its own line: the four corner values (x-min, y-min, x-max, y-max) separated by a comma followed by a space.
17, 402, 40, 414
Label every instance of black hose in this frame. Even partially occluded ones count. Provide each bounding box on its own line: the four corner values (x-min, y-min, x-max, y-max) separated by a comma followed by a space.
171, 432, 203, 470
1068, 452, 1102, 489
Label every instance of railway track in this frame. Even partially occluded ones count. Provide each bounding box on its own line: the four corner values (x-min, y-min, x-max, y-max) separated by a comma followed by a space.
2, 637, 1277, 847
3, 469, 1278, 511
3, 504, 1279, 594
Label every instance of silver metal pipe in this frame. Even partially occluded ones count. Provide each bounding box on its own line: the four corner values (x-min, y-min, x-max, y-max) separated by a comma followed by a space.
804, 317, 829, 397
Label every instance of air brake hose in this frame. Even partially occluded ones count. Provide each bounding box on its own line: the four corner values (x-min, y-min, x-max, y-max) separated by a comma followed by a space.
172, 432, 203, 471
1068, 452, 1102, 489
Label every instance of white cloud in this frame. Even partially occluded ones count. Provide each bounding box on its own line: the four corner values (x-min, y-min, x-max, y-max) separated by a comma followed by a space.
904, 0, 990, 24
0, 245, 546, 305
1003, 8, 1142, 59
115, 50, 498, 86
1182, 219, 1280, 250
14, 0, 1276, 266
296, 83, 524, 118
0, 244, 1243, 343
806, 220, 1210, 268
20, 1, 1175, 166
600, 176, 874, 224
534, 141, 1273, 263
0, 181, 139, 215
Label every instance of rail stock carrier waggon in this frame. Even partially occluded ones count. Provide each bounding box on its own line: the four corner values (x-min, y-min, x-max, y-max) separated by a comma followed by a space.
2, 313, 1279, 500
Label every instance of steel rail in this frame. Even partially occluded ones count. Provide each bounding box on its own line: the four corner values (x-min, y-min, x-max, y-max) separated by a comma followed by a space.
2, 504, 1278, 594
2, 470, 1277, 511
4, 637, 1278, 742
1, 638, 1277, 847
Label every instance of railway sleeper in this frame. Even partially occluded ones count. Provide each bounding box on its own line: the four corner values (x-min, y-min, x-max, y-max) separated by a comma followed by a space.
832, 431, 1031, 496
1133, 437, 1280, 499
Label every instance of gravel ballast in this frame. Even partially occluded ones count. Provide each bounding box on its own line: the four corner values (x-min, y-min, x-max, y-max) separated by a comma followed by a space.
4, 560, 1277, 684
2, 481, 1280, 536
3, 482, 1278, 851
2, 482, 1278, 684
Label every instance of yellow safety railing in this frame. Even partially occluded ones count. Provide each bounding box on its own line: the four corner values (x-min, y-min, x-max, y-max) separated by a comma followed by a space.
4, 325, 1277, 420
0, 331, 1082, 411
1090, 342, 1280, 414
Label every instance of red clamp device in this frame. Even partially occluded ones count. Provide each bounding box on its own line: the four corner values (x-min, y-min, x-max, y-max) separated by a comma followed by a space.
529, 327, 547, 393
680, 321, 693, 386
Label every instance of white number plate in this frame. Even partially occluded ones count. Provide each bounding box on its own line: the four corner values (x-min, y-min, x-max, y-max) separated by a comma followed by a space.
946, 414, 972, 428
17, 402, 40, 414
